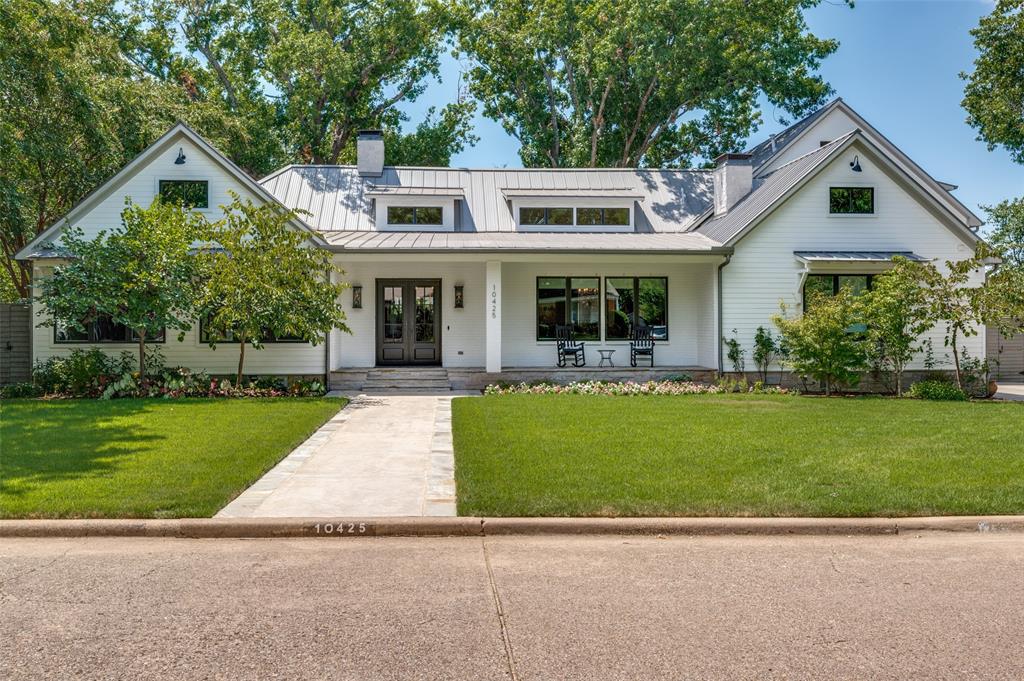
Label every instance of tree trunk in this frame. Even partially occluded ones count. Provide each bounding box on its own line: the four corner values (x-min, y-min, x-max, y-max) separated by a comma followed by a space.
951, 328, 962, 390
236, 334, 247, 386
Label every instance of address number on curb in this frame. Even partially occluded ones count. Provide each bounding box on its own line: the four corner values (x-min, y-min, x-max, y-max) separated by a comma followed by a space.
313, 522, 369, 535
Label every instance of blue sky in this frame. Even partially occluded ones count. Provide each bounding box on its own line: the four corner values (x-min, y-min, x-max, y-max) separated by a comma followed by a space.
399, 0, 1023, 228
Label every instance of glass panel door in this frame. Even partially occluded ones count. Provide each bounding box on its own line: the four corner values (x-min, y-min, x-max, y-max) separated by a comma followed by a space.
383, 286, 403, 341
415, 286, 435, 342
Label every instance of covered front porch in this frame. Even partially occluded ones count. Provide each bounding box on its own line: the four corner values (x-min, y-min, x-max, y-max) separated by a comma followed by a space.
326, 248, 725, 388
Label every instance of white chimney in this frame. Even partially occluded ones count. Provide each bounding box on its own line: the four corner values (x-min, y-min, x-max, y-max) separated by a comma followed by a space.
712, 153, 753, 216
357, 130, 384, 177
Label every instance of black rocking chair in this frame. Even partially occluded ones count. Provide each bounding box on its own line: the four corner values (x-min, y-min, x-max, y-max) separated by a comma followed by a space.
555, 325, 586, 367
630, 327, 655, 367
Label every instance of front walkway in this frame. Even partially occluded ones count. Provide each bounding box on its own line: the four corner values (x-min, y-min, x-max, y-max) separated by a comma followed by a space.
995, 383, 1024, 402
216, 394, 460, 518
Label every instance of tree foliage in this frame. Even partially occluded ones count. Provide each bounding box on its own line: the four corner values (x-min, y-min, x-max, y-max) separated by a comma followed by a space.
861, 258, 936, 396
456, 0, 842, 167
0, 0, 231, 299
36, 200, 207, 377
199, 195, 349, 384
773, 288, 866, 396
90, 0, 476, 171
983, 198, 1024, 271
961, 0, 1024, 164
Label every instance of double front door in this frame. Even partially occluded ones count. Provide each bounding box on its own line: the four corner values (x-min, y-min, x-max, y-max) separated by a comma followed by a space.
376, 279, 441, 365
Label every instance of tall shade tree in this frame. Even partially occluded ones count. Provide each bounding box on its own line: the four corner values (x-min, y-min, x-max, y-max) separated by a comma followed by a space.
199, 195, 349, 384
983, 198, 1024, 271
90, 0, 476, 171
36, 200, 208, 378
0, 0, 234, 300
961, 0, 1024, 164
455, 0, 843, 168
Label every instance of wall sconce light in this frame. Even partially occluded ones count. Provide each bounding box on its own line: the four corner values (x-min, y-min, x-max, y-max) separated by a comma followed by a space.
849, 155, 862, 172
454, 284, 464, 309
174, 148, 187, 165
352, 285, 362, 309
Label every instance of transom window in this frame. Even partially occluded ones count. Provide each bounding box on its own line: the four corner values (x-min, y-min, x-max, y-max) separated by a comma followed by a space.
536, 277, 601, 341
605, 277, 668, 340
159, 180, 209, 209
829, 187, 874, 214
55, 315, 165, 344
387, 206, 443, 225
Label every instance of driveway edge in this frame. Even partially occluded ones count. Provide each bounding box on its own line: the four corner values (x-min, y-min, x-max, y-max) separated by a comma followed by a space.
2, 515, 1024, 538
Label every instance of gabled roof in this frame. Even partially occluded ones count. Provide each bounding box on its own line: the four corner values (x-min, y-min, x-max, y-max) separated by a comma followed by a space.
745, 98, 981, 228
697, 131, 982, 248
259, 166, 714, 234
746, 98, 843, 170
16, 122, 327, 260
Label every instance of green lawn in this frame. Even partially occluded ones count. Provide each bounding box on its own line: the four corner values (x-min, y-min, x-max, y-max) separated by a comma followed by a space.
0, 397, 345, 518
453, 394, 1024, 517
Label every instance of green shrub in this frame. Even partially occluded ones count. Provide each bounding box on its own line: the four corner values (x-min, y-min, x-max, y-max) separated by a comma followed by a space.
32, 348, 127, 397
907, 380, 968, 401
0, 382, 43, 398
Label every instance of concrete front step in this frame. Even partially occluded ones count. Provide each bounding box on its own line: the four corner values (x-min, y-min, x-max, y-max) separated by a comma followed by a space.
363, 381, 452, 390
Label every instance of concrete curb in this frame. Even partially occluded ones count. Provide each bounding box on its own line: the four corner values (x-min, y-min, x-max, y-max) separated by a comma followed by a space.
2, 515, 1024, 538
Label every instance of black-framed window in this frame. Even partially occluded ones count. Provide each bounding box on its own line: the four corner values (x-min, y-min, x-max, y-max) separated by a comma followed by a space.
520, 207, 573, 226
829, 187, 874, 214
199, 315, 306, 343
605, 277, 668, 340
803, 274, 872, 332
386, 206, 443, 225
159, 180, 209, 209
536, 277, 600, 341
577, 207, 630, 226
54, 316, 165, 344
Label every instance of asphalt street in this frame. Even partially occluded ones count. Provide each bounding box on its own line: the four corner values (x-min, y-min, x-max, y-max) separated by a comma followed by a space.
2, 533, 1023, 680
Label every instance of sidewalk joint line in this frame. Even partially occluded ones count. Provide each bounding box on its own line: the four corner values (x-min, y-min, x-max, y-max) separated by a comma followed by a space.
482, 536, 519, 681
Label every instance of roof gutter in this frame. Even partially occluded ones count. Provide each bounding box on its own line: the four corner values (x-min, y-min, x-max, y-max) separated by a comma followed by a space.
717, 253, 732, 375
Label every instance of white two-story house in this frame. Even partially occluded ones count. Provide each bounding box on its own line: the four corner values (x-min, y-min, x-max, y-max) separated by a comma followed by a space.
17, 98, 986, 390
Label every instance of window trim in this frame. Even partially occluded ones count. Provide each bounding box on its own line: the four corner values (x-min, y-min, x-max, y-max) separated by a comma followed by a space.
158, 179, 210, 210
197, 315, 308, 344
535, 275, 603, 342
828, 186, 875, 216
386, 205, 444, 226
603, 276, 670, 342
53, 316, 166, 345
515, 202, 635, 231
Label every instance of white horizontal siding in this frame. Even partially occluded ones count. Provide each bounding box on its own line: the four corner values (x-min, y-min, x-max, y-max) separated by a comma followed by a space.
761, 108, 859, 173
722, 150, 984, 371
56, 136, 259, 245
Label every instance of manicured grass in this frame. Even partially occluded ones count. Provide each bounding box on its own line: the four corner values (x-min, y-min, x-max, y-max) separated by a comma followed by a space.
0, 397, 345, 518
452, 394, 1024, 517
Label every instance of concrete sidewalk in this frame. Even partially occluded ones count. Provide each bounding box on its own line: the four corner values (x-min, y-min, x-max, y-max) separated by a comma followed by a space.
5, 534, 1024, 680
995, 383, 1024, 401
216, 394, 458, 518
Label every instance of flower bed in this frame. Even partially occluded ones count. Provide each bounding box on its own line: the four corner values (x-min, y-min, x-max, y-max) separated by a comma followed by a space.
484, 378, 793, 396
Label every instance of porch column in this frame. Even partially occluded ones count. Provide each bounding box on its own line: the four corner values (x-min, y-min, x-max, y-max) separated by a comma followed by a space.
486, 260, 502, 373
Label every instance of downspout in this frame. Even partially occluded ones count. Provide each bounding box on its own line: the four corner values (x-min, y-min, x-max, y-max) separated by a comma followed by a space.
717, 254, 732, 374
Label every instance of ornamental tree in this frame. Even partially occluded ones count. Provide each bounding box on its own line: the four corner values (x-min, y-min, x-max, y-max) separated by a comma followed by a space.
772, 288, 866, 396
861, 257, 937, 396
198, 195, 349, 384
36, 199, 207, 378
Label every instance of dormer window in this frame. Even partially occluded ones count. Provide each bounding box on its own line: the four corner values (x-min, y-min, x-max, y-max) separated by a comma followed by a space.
829, 187, 874, 214
387, 206, 443, 226
577, 207, 629, 226
159, 179, 208, 209
520, 207, 573, 226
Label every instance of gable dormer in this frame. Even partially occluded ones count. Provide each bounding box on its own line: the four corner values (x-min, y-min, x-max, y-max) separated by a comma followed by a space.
502, 188, 642, 233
